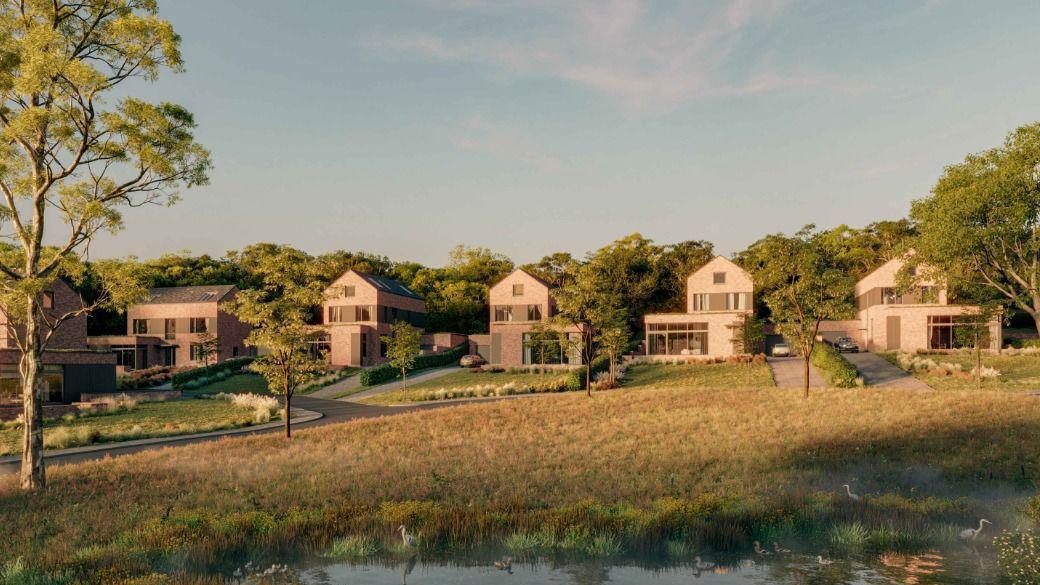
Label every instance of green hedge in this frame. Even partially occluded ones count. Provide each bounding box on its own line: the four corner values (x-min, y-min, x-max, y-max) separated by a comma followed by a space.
359, 343, 469, 386
1012, 338, 1040, 349
811, 343, 860, 388
172, 357, 256, 388
565, 356, 611, 391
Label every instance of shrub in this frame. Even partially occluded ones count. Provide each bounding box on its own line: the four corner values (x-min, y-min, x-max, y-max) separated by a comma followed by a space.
44, 427, 100, 450
565, 356, 611, 391
172, 357, 255, 388
360, 343, 468, 386
996, 529, 1040, 584
811, 344, 861, 388
216, 392, 281, 424
324, 535, 380, 560
1011, 338, 1040, 349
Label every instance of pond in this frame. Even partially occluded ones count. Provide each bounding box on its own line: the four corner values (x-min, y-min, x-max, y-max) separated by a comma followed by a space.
223, 547, 999, 584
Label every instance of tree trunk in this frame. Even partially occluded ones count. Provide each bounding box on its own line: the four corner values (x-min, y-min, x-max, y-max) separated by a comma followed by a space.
20, 299, 44, 491
284, 391, 292, 439
585, 361, 592, 397
402, 367, 407, 390
803, 355, 810, 399
975, 336, 982, 391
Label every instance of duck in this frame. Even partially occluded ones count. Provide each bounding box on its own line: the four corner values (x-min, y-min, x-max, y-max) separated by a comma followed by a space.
817, 555, 834, 566
753, 540, 771, 556
772, 541, 791, 554
494, 557, 513, 572
693, 556, 715, 570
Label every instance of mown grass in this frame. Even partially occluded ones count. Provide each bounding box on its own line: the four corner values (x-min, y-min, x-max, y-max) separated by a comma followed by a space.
621, 361, 775, 388
361, 370, 569, 405
183, 373, 268, 396
880, 352, 1040, 392
0, 399, 276, 457
1, 385, 1037, 583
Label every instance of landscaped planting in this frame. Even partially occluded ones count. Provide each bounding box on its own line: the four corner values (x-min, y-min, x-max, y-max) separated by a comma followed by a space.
882, 351, 1025, 391
172, 357, 256, 389
361, 369, 572, 405
811, 343, 862, 388
358, 343, 469, 386
3, 384, 1033, 582
621, 359, 775, 388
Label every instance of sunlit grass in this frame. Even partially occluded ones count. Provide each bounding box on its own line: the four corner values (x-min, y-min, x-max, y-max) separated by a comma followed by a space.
362, 370, 570, 405
621, 361, 775, 388
880, 352, 1040, 392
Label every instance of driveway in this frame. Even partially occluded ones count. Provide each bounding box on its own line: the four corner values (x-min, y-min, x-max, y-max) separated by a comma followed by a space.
343, 366, 461, 402
842, 352, 932, 390
768, 356, 826, 388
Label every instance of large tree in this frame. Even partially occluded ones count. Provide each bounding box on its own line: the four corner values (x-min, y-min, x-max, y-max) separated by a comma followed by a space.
911, 122, 1040, 335
746, 226, 854, 397
555, 263, 625, 396
0, 1, 210, 490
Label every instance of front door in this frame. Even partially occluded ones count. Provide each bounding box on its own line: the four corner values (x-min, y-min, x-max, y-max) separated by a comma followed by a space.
886, 316, 901, 350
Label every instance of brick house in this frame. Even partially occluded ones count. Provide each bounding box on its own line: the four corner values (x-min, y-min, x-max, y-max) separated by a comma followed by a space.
0, 279, 116, 404
642, 256, 754, 359
480, 268, 583, 367
818, 255, 1003, 352
87, 285, 252, 371
319, 270, 426, 368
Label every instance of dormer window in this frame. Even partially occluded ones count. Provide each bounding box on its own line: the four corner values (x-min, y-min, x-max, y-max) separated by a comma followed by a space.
41, 291, 54, 309
512, 284, 524, 296
713, 272, 726, 284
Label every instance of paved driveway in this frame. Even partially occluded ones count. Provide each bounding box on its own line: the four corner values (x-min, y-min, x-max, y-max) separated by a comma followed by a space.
842, 352, 932, 390
344, 366, 461, 402
768, 356, 826, 388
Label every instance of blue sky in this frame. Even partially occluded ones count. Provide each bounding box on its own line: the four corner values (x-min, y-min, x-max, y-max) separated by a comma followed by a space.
100, 0, 1040, 265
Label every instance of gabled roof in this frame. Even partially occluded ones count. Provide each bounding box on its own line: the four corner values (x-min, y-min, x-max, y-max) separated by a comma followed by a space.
492, 268, 554, 292
353, 271, 423, 300
141, 284, 237, 305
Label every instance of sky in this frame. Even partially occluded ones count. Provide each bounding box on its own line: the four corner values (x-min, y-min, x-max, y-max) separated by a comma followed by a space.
95, 0, 1040, 266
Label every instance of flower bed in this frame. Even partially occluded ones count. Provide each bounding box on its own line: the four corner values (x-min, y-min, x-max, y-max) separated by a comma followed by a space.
893, 352, 1000, 379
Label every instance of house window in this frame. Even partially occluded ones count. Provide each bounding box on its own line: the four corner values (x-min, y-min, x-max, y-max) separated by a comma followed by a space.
379, 340, 387, 357
713, 272, 726, 284
692, 294, 709, 312
343, 286, 356, 297
41, 291, 54, 309
361, 333, 368, 359
726, 293, 748, 311
522, 332, 581, 365
526, 304, 542, 321
132, 319, 148, 334
190, 343, 205, 361
0, 365, 63, 402
512, 284, 524, 296
189, 318, 209, 333
646, 322, 709, 356
164, 319, 176, 340
113, 345, 137, 370
882, 288, 898, 305
328, 306, 343, 323
355, 305, 373, 321
163, 346, 177, 366
493, 306, 513, 322
927, 315, 989, 350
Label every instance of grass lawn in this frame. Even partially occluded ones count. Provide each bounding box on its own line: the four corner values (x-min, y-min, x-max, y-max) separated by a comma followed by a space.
880, 352, 1040, 392
622, 361, 775, 388
0, 398, 277, 456
184, 373, 269, 396
3, 384, 1037, 582
360, 369, 570, 405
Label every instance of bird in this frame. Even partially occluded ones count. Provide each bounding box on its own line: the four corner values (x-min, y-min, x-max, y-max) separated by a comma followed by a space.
753, 541, 771, 556
959, 519, 991, 540
494, 557, 512, 572
817, 555, 834, 566
398, 525, 417, 547
842, 484, 862, 502
773, 541, 791, 554
693, 556, 715, 570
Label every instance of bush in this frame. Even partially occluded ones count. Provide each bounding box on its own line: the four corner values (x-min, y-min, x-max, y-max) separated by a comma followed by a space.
172, 357, 255, 388
215, 392, 281, 424
359, 343, 468, 386
996, 529, 1040, 584
811, 343, 861, 388
565, 356, 611, 391
1011, 338, 1040, 349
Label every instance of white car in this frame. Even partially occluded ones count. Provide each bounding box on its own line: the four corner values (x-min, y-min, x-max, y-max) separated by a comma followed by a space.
772, 342, 792, 357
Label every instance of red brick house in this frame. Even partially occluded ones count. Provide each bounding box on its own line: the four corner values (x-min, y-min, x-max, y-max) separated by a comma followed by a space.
0, 279, 116, 404
319, 270, 426, 367
88, 285, 252, 371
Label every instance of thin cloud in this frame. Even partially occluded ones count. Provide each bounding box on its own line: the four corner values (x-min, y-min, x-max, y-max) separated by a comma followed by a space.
452, 116, 565, 171
361, 0, 864, 110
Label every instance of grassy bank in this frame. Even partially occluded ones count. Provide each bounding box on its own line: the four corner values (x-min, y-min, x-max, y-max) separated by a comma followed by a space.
3, 384, 1035, 582
361, 369, 570, 405
621, 361, 775, 388
880, 352, 1040, 392
0, 398, 277, 456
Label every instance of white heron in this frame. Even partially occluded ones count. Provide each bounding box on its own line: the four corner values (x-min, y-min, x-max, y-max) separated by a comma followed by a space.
959, 519, 991, 540
773, 541, 791, 554
753, 541, 771, 556
842, 484, 862, 502
816, 555, 834, 566
398, 525, 417, 547
693, 556, 715, 570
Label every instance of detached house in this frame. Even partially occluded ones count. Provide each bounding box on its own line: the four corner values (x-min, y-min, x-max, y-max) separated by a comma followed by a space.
0, 279, 115, 404
320, 270, 425, 367
819, 255, 1002, 352
479, 268, 582, 367
87, 285, 252, 371
642, 256, 754, 358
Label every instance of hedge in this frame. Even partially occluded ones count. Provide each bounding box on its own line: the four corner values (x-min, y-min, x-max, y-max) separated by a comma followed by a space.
811, 343, 861, 388
565, 355, 611, 391
1012, 338, 1040, 349
172, 356, 256, 388
359, 342, 469, 386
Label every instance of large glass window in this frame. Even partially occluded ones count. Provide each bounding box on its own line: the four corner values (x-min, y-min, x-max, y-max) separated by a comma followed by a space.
523, 332, 581, 365
308, 333, 331, 359
132, 319, 148, 334
928, 315, 989, 350
646, 322, 710, 356
0, 365, 63, 402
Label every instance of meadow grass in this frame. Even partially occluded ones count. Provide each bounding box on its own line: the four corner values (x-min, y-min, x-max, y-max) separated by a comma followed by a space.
183, 373, 269, 396
361, 370, 570, 405
1, 385, 1038, 582
880, 352, 1040, 392
621, 361, 775, 388
0, 399, 277, 456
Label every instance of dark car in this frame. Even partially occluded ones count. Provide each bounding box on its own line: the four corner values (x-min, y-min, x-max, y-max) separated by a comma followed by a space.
834, 337, 860, 353
460, 354, 486, 368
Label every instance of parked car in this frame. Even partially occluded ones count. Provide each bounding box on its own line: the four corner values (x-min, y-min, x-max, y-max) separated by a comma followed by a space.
459, 354, 486, 368
834, 336, 860, 353
771, 342, 791, 357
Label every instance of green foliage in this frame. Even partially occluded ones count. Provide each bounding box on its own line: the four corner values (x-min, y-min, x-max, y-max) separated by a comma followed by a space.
359, 343, 468, 386
729, 313, 766, 355
323, 535, 381, 560
171, 357, 254, 388
381, 321, 421, 381
996, 530, 1040, 585
811, 343, 860, 388
565, 356, 610, 391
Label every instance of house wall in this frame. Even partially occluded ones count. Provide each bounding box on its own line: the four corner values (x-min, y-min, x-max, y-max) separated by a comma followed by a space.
487, 270, 563, 366
643, 312, 748, 358
126, 295, 250, 366
686, 257, 754, 312
860, 304, 1002, 352
0, 279, 90, 350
